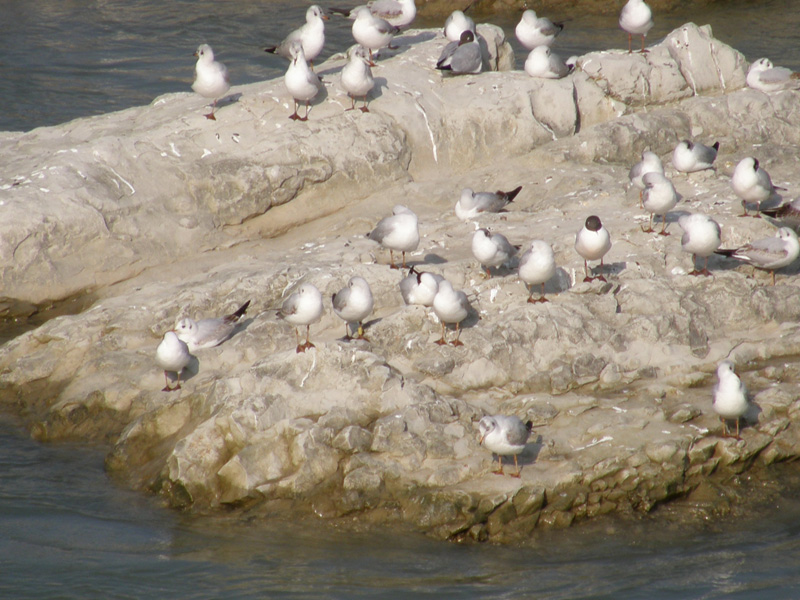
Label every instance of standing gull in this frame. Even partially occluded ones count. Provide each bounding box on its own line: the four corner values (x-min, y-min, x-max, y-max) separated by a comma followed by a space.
478, 415, 533, 477
619, 0, 653, 53
524, 46, 572, 79
515, 9, 564, 50
714, 227, 800, 286
351, 6, 400, 61
575, 216, 612, 282
432, 280, 471, 346
155, 331, 192, 392
367, 0, 416, 29
455, 186, 522, 220
399, 267, 443, 306
678, 213, 721, 277
672, 140, 719, 173
436, 30, 482, 75
443, 10, 476, 42
472, 228, 519, 277
264, 5, 328, 68
332, 276, 374, 340
174, 300, 250, 352
712, 361, 749, 438
341, 45, 375, 112
284, 41, 322, 121
731, 157, 780, 218
279, 283, 324, 353
629, 150, 664, 206
192, 44, 230, 120
367, 205, 420, 269
641, 172, 678, 235
519, 240, 557, 303
746, 58, 800, 93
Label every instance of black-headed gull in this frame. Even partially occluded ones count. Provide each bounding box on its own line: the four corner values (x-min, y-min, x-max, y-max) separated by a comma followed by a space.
175, 301, 250, 353
515, 9, 563, 50
367, 205, 420, 269
351, 6, 400, 60
629, 150, 664, 206
731, 157, 780, 218
341, 45, 375, 112
455, 186, 522, 220
436, 30, 482, 75
715, 227, 799, 285
524, 46, 572, 79
478, 415, 533, 477
284, 41, 322, 121
712, 361, 749, 438
155, 331, 192, 392
472, 228, 519, 277
519, 240, 557, 303
279, 283, 324, 353
264, 5, 329, 68
575, 216, 612, 282
672, 140, 719, 173
746, 58, 800, 93
641, 172, 678, 235
332, 276, 374, 340
432, 280, 471, 346
678, 213, 721, 277
619, 0, 653, 53
192, 44, 230, 120
399, 267, 443, 307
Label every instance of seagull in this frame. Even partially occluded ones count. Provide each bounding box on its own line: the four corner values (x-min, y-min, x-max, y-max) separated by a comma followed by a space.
455, 186, 522, 220
761, 198, 800, 230
443, 10, 476, 42
351, 6, 400, 60
174, 300, 250, 352
515, 9, 564, 50
746, 58, 800, 93
155, 331, 192, 392
672, 140, 719, 173
284, 41, 322, 121
192, 44, 231, 120
264, 5, 328, 68
712, 361, 749, 438
436, 30, 482, 75
341, 45, 375, 112
432, 280, 471, 346
524, 46, 572, 79
731, 157, 780, 218
399, 267, 443, 306
629, 150, 664, 206
472, 228, 519, 277
367, 205, 420, 269
478, 415, 533, 477
641, 172, 678, 235
575, 215, 612, 282
278, 283, 324, 353
714, 227, 800, 285
519, 240, 557, 303
331, 0, 416, 29
678, 213, 721, 277
332, 276, 374, 340
619, 0, 653, 53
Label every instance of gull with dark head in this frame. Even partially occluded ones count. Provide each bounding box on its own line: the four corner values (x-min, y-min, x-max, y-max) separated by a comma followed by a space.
192, 44, 230, 120
367, 205, 420, 269
436, 30, 482, 75
575, 216, 612, 282
155, 331, 192, 392
478, 415, 533, 477
279, 283, 324, 352
678, 213, 721, 277
332, 276, 374, 340
175, 300, 250, 353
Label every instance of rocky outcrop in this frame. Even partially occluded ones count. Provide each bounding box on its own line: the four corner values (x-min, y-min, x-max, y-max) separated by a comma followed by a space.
2, 24, 800, 542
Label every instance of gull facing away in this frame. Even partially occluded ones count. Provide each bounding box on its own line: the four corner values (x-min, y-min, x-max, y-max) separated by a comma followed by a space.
264, 5, 328, 68
761, 198, 800, 230
341, 45, 375, 112
629, 150, 664, 206
155, 331, 192, 392
432, 280, 471, 346
575, 216, 612, 282
678, 213, 721, 277
712, 361, 749, 438
619, 0, 653, 53
714, 227, 800, 286
436, 30, 482, 75
367, 205, 420, 269
641, 172, 678, 235
455, 186, 522, 220
284, 41, 322, 121
515, 9, 564, 50
478, 415, 533, 477
672, 140, 719, 173
175, 300, 250, 353
350, 6, 400, 60
519, 240, 557, 303
278, 283, 324, 353
472, 228, 519, 277
524, 46, 572, 79
443, 10, 476, 42
332, 276, 374, 340
366, 0, 416, 28
746, 58, 800, 93
192, 44, 230, 120
399, 267, 443, 306
731, 157, 780, 217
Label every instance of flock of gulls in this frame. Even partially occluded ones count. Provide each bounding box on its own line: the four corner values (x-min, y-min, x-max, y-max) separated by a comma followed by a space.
174, 0, 800, 476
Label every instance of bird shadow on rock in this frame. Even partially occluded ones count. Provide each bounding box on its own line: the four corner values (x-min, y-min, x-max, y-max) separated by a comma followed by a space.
548, 268, 573, 294
231, 317, 255, 340
520, 434, 544, 468
220, 92, 243, 110
420, 253, 448, 265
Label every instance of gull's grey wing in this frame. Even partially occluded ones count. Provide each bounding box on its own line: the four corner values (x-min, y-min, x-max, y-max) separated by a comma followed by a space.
450, 43, 481, 74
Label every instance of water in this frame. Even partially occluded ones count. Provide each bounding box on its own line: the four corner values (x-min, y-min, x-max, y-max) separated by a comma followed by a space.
3, 0, 800, 596
1, 0, 799, 132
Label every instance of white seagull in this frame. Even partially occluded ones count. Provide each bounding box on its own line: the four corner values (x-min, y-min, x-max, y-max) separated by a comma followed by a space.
472, 228, 519, 277
478, 415, 533, 477
519, 240, 557, 303
524, 46, 572, 79
432, 280, 471, 346
619, 0, 653, 53
575, 215, 612, 282
341, 45, 375, 112
278, 283, 325, 353
443, 10, 476, 42
515, 9, 564, 50
731, 156, 780, 217
155, 331, 192, 392
641, 172, 679, 235
712, 361, 749, 438
351, 6, 400, 60
367, 0, 416, 28
284, 41, 322, 121
678, 213, 721, 277
455, 186, 522, 220
367, 205, 420, 269
399, 267, 443, 307
629, 150, 664, 206
746, 58, 800, 93
714, 227, 800, 286
332, 276, 374, 340
264, 5, 329, 68
436, 30, 482, 75
672, 139, 719, 173
174, 300, 250, 353
192, 44, 231, 120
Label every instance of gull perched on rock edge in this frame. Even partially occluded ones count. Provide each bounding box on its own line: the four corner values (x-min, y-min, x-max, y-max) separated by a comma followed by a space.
731, 157, 781, 218
619, 0, 653, 53
746, 58, 800, 93
332, 276, 374, 340
443, 9, 476, 42
192, 44, 231, 120
714, 227, 800, 286
575, 215, 612, 282
524, 46, 572, 79
672, 140, 719, 173
432, 280, 471, 346
340, 45, 375, 113
519, 240, 557, 303
278, 283, 324, 353
436, 30, 482, 75
174, 300, 250, 352
678, 213, 721, 277
155, 331, 192, 392
515, 9, 564, 50
478, 415, 533, 477
284, 41, 322, 121
264, 5, 329, 68
712, 361, 750, 438
367, 205, 420, 269
455, 186, 522, 220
